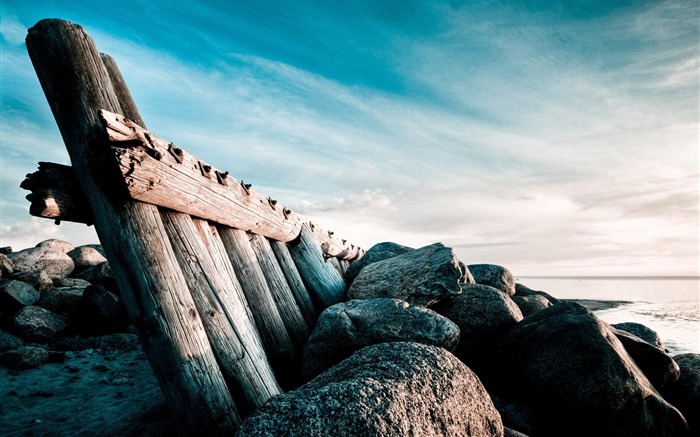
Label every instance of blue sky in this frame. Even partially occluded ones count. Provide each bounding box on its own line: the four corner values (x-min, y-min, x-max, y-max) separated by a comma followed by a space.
1, 0, 698, 276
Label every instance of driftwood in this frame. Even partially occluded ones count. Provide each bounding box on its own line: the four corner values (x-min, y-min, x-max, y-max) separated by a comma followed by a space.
24, 17, 363, 434
27, 19, 239, 433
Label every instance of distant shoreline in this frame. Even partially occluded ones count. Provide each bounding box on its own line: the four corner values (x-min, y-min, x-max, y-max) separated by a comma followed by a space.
564, 299, 634, 312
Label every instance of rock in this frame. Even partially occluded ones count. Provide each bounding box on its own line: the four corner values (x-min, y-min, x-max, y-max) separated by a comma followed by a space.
504, 427, 530, 437
96, 333, 140, 352
468, 264, 516, 296
610, 326, 679, 390
514, 283, 560, 304
48, 336, 99, 351
0, 253, 13, 277
53, 278, 91, 288
432, 284, 522, 377
11, 306, 70, 343
67, 246, 107, 271
512, 294, 552, 317
343, 241, 414, 284
346, 243, 465, 307
35, 239, 74, 253
0, 346, 49, 369
0, 330, 24, 352
10, 270, 53, 293
612, 322, 664, 350
36, 287, 86, 316
499, 302, 687, 436
7, 246, 75, 280
71, 261, 114, 289
239, 342, 503, 437
664, 353, 700, 434
0, 279, 40, 310
74, 285, 127, 336
0, 246, 12, 254
301, 298, 460, 379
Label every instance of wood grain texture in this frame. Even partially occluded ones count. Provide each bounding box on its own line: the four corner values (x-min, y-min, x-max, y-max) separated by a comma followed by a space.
162, 212, 282, 414
248, 233, 310, 351
21, 162, 93, 224
26, 19, 237, 434
219, 227, 298, 388
289, 223, 348, 312
270, 240, 317, 327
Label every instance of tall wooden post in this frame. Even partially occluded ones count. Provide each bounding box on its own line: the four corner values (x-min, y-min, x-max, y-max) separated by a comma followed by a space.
26, 19, 238, 433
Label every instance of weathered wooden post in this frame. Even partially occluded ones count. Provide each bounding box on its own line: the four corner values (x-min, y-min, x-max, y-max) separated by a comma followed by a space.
26, 19, 238, 433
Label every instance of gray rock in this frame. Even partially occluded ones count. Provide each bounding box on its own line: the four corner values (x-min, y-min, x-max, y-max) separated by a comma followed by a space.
499, 302, 687, 436
0, 346, 49, 369
74, 285, 127, 336
0, 253, 13, 277
613, 322, 664, 350
512, 294, 552, 317
11, 305, 70, 343
7, 246, 75, 280
343, 241, 414, 284
504, 427, 530, 437
71, 261, 112, 284
67, 246, 107, 271
432, 284, 523, 376
53, 278, 91, 288
611, 326, 679, 390
468, 264, 516, 296
514, 283, 560, 304
35, 238, 74, 253
0, 330, 23, 352
11, 270, 53, 293
239, 342, 504, 437
664, 353, 700, 434
0, 279, 40, 310
0, 246, 12, 254
36, 287, 86, 316
346, 243, 464, 307
301, 298, 460, 379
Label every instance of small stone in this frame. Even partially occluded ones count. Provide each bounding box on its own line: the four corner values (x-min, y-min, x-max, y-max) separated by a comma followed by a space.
0, 279, 40, 310
0, 346, 50, 369
10, 270, 53, 293
67, 246, 107, 271
468, 264, 516, 296
0, 330, 24, 352
8, 246, 74, 280
35, 239, 74, 253
11, 305, 69, 343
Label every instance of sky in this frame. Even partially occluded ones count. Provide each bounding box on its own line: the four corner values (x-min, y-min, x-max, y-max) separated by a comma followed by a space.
0, 0, 698, 277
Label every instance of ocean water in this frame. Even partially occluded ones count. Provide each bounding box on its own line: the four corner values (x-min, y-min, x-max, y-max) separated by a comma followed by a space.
516, 277, 700, 355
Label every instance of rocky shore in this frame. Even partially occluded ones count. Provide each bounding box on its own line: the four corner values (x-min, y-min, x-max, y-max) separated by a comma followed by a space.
0, 239, 698, 436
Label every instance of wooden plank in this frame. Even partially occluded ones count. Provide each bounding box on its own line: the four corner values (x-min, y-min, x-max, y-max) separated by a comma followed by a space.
102, 110, 301, 243
326, 256, 344, 278
270, 240, 317, 327
248, 233, 310, 351
339, 259, 351, 275
161, 212, 282, 415
26, 19, 238, 434
289, 223, 347, 312
21, 162, 93, 225
218, 227, 299, 388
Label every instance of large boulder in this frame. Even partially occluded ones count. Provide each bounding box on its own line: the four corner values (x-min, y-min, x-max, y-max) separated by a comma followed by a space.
343, 242, 414, 284
301, 298, 460, 379
7, 246, 74, 280
512, 294, 552, 317
67, 246, 107, 271
36, 286, 86, 316
610, 326, 679, 390
35, 239, 74, 253
499, 302, 687, 436
346, 243, 465, 307
0, 279, 40, 310
11, 305, 70, 343
432, 284, 522, 375
514, 283, 560, 304
11, 270, 53, 293
0, 330, 23, 352
468, 264, 516, 296
612, 322, 664, 351
73, 285, 127, 336
664, 353, 700, 434
239, 342, 504, 437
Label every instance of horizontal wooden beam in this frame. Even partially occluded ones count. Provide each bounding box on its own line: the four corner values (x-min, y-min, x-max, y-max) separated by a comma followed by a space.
19, 112, 364, 260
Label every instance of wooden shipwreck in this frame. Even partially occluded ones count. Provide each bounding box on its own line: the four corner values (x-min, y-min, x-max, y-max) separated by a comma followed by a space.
21, 19, 363, 434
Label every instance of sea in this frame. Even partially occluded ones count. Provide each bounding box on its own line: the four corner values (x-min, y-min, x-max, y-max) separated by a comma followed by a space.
516, 276, 700, 355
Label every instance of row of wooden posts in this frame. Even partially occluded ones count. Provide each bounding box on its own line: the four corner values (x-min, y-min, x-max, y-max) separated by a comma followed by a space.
23, 19, 364, 434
